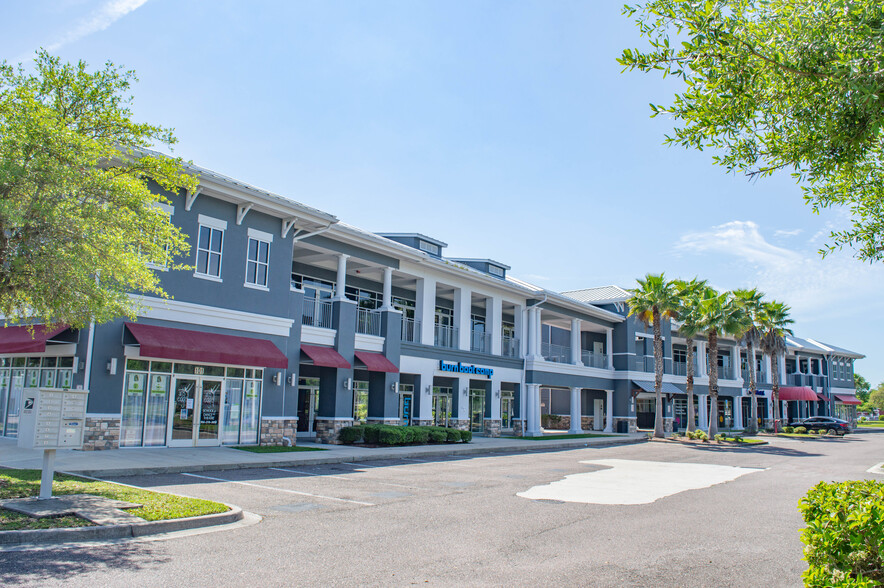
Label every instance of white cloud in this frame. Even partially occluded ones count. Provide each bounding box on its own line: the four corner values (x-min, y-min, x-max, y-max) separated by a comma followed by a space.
774, 228, 802, 238
46, 0, 149, 52
673, 220, 884, 323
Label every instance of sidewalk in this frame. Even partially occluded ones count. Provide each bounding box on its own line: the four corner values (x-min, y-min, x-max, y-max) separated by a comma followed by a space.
0, 434, 646, 478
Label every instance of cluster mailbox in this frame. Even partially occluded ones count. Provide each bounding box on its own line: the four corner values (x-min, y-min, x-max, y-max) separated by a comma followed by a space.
17, 388, 89, 450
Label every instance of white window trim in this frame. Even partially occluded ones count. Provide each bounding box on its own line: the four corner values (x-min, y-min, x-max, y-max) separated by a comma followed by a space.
419, 240, 439, 255
194, 272, 223, 283
198, 214, 228, 231
155, 202, 175, 215
247, 227, 274, 243
245, 236, 271, 288
195, 224, 225, 279
488, 265, 504, 276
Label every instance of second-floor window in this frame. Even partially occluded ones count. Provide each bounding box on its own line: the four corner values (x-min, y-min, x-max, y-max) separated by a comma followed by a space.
196, 216, 226, 279
245, 238, 270, 288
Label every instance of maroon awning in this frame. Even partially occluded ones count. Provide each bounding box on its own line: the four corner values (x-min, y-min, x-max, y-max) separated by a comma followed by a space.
354, 351, 398, 373
0, 324, 69, 354
300, 344, 351, 369
777, 386, 819, 401
125, 322, 288, 368
816, 393, 829, 402
835, 394, 861, 405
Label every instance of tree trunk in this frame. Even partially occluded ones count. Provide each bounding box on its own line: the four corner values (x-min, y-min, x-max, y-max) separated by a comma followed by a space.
686, 336, 695, 432
708, 330, 719, 437
653, 310, 665, 438
771, 352, 780, 432
747, 341, 759, 435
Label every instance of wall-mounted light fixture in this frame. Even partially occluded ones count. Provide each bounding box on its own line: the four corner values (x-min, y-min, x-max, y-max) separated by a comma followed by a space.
462, 387, 468, 397
391, 382, 400, 393
106, 358, 117, 375
343, 377, 353, 390
495, 389, 501, 398
273, 372, 283, 386
288, 373, 297, 386
425, 385, 432, 395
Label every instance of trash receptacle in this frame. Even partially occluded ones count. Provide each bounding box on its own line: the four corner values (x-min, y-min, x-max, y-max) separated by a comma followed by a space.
616, 421, 628, 434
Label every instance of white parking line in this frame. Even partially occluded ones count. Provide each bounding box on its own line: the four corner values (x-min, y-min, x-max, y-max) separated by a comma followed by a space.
181, 472, 375, 506
269, 467, 423, 490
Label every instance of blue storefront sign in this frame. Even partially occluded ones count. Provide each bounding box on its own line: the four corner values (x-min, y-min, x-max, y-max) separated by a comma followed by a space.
438, 360, 493, 379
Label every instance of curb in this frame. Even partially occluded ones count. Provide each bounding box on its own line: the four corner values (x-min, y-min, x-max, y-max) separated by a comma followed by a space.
66, 437, 648, 478
0, 504, 243, 546
649, 438, 770, 447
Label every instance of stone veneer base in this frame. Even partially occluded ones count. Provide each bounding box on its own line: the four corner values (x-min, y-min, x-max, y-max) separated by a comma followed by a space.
83, 416, 121, 451
260, 418, 298, 446
314, 419, 354, 444
512, 419, 525, 437
483, 419, 502, 438
448, 419, 469, 431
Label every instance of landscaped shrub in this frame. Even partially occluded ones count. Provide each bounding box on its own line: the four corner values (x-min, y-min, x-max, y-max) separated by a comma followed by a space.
714, 433, 726, 441
783, 426, 795, 434
362, 424, 382, 444
541, 414, 565, 429
427, 428, 448, 443
378, 426, 407, 446
687, 429, 709, 441
808, 429, 818, 435
446, 428, 461, 443
409, 427, 429, 444
338, 425, 365, 444
732, 435, 744, 443
794, 426, 807, 434
799, 480, 884, 587
460, 430, 472, 443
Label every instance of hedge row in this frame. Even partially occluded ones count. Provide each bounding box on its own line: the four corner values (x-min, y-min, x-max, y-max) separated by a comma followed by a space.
800, 480, 884, 587
339, 424, 472, 446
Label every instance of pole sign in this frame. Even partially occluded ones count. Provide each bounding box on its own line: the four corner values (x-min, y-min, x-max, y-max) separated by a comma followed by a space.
438, 360, 493, 379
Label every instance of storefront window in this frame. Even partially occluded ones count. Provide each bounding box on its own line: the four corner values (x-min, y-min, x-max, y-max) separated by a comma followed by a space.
0, 356, 76, 437
353, 381, 369, 423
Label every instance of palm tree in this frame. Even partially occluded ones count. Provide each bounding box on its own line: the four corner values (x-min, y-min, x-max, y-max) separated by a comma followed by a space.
627, 274, 679, 438
733, 288, 765, 435
697, 288, 746, 437
758, 301, 794, 432
673, 278, 706, 433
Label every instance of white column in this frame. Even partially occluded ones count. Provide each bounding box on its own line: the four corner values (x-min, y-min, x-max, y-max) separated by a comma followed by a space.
416, 277, 436, 345
734, 397, 743, 429
380, 267, 393, 310
527, 307, 537, 358
535, 308, 544, 358
779, 354, 787, 385
418, 372, 434, 423
457, 377, 470, 423
570, 318, 582, 365
605, 327, 613, 369
696, 341, 707, 377
527, 384, 542, 436
454, 287, 471, 351
333, 254, 349, 300
490, 297, 503, 356
733, 346, 741, 380
761, 353, 771, 384
698, 394, 708, 431
514, 303, 525, 357
568, 387, 583, 434
604, 389, 614, 433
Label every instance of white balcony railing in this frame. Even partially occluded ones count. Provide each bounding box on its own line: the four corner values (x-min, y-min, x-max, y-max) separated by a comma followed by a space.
401, 318, 420, 343
581, 350, 608, 369
356, 308, 381, 336
501, 336, 520, 358
470, 331, 491, 353
302, 299, 333, 329
434, 324, 458, 349
541, 342, 570, 363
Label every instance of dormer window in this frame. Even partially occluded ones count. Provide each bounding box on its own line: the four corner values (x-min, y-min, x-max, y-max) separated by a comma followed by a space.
488, 265, 504, 277
419, 240, 440, 255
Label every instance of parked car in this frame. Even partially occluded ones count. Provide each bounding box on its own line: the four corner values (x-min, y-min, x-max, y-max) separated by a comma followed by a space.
787, 416, 851, 435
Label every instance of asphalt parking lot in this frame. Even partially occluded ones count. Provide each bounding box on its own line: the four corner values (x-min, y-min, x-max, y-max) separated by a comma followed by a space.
2, 430, 882, 587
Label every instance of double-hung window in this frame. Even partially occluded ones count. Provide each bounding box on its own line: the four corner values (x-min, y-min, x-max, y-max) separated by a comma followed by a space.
245, 228, 273, 290
195, 215, 227, 281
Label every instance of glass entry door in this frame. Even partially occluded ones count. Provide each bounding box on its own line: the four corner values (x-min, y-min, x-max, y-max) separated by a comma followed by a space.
469, 389, 485, 432
501, 394, 513, 430
170, 377, 223, 447
432, 387, 451, 427
297, 383, 319, 435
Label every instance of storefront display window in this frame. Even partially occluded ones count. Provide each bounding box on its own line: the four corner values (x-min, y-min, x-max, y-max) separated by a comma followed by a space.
0, 356, 75, 438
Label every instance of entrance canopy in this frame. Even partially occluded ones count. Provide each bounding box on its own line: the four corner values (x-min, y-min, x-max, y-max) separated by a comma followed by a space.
0, 324, 70, 354
815, 393, 829, 402
300, 344, 351, 369
835, 394, 861, 405
632, 380, 683, 395
125, 322, 288, 368
354, 351, 398, 373
777, 386, 818, 401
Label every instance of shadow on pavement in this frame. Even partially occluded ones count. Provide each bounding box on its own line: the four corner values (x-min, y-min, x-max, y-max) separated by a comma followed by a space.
681, 443, 823, 458
0, 542, 169, 584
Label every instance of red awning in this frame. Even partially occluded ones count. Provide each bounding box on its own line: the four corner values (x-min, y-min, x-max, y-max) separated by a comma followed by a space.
816, 393, 829, 402
354, 351, 398, 373
0, 324, 69, 354
125, 322, 288, 368
835, 394, 861, 405
777, 386, 819, 401
300, 344, 351, 369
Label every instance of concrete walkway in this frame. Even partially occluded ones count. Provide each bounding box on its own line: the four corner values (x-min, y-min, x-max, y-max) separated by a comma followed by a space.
0, 434, 646, 477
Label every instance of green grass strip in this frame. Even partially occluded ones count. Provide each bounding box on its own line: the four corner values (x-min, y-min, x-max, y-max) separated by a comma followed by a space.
0, 468, 228, 531
230, 445, 327, 453
858, 422, 884, 427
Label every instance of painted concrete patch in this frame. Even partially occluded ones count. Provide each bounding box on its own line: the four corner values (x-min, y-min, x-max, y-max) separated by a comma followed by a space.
517, 459, 765, 505
867, 462, 884, 475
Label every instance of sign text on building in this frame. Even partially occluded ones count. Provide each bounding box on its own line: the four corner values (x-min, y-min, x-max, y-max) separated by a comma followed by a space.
438, 360, 493, 378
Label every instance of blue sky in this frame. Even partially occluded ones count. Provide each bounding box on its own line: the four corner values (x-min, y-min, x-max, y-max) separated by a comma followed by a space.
3, 0, 883, 386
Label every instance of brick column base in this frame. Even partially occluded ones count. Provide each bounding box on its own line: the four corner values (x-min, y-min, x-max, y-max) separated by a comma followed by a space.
260, 417, 298, 446
315, 419, 354, 444
512, 419, 525, 436
483, 419, 501, 437
366, 418, 401, 426
413, 419, 433, 427
448, 419, 469, 431
82, 416, 121, 451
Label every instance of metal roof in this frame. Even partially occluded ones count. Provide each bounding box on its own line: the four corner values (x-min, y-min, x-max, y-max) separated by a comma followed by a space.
562, 285, 631, 304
